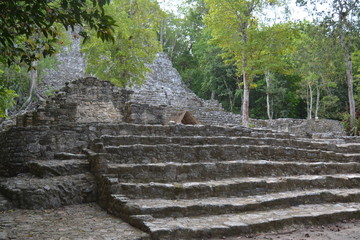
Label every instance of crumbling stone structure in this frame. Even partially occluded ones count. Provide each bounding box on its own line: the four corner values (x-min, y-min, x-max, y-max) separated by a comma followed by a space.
38, 47, 346, 136
252, 118, 345, 137
1, 53, 359, 239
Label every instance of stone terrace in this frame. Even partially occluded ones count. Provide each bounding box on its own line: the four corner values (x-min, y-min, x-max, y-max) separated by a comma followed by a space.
84, 124, 360, 239
1, 121, 360, 239
0, 60, 359, 239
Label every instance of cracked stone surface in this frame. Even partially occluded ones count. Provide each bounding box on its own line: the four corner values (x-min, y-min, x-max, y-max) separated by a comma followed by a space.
2, 203, 360, 240
138, 202, 360, 239
119, 188, 360, 210
0, 203, 149, 240
212, 219, 360, 240
0, 174, 96, 209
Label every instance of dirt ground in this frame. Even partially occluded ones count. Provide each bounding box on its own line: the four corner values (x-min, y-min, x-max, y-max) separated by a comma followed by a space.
1, 203, 360, 240
212, 219, 360, 240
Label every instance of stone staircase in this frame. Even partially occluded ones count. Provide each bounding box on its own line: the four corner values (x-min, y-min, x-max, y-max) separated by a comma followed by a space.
0, 152, 96, 209
0, 192, 12, 211
85, 124, 360, 239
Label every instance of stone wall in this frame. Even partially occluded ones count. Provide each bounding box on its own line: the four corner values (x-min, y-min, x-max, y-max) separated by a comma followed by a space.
130, 53, 222, 109
0, 124, 93, 177
16, 77, 171, 127
0, 123, 123, 177
17, 78, 131, 127
252, 118, 345, 137
1, 123, 253, 177
129, 53, 241, 125
38, 30, 85, 95
30, 35, 347, 134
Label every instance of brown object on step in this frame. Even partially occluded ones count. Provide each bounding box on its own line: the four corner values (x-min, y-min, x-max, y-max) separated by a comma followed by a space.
169, 111, 200, 125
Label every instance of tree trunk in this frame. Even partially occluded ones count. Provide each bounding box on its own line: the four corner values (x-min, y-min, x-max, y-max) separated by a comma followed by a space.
222, 78, 234, 112
211, 90, 215, 100
315, 81, 320, 120
27, 61, 38, 103
241, 30, 250, 127
339, 8, 356, 128
20, 60, 38, 110
343, 43, 356, 127
265, 70, 272, 120
308, 84, 313, 120
242, 72, 250, 127
159, 19, 164, 47
346, 53, 356, 127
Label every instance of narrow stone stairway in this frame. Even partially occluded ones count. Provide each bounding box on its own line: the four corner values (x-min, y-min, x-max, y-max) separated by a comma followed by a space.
0, 192, 12, 211
86, 124, 360, 239
0, 152, 96, 209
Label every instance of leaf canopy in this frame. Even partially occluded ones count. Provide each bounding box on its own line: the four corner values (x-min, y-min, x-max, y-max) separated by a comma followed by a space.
0, 0, 116, 66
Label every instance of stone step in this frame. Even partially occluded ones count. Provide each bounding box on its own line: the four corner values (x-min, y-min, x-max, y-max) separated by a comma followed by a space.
91, 123, 291, 139
28, 159, 90, 178
336, 143, 360, 152
99, 135, 324, 150
109, 188, 360, 218
0, 173, 96, 209
132, 202, 360, 239
54, 152, 87, 160
102, 144, 359, 164
106, 174, 360, 199
105, 160, 360, 183
0, 192, 12, 211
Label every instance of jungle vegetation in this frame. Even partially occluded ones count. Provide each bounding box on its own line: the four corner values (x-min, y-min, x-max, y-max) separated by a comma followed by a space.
0, 0, 359, 134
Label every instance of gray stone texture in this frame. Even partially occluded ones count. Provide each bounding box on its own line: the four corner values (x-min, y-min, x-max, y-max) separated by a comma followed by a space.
88, 124, 359, 239
26, 29, 347, 136
0, 203, 149, 240
14, 50, 347, 136
252, 118, 346, 137
0, 46, 359, 239
38, 29, 86, 95
1, 173, 96, 209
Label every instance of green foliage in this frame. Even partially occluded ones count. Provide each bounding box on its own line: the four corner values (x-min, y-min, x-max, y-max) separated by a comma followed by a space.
352, 48, 360, 103
165, 0, 358, 124
0, 86, 17, 118
250, 73, 305, 119
0, 66, 24, 117
0, 0, 117, 117
292, 22, 346, 119
342, 113, 360, 136
82, 0, 163, 87
0, 54, 61, 116
0, 0, 116, 66
161, 1, 243, 112
0, 64, 31, 105
193, 30, 241, 111
204, 0, 260, 76
319, 95, 342, 119
37, 55, 60, 84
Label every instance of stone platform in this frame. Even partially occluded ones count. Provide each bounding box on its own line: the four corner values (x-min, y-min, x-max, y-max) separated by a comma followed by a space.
0, 64, 358, 239
85, 124, 360, 239
0, 203, 149, 240
0, 122, 360, 239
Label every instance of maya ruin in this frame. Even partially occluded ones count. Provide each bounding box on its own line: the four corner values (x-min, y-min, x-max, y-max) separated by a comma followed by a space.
1, 53, 360, 239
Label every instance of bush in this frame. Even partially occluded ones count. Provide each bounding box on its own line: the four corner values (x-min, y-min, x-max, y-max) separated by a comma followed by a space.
342, 113, 360, 136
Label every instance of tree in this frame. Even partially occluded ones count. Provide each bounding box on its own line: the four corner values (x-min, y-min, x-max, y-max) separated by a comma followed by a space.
204, 0, 280, 127
297, 0, 359, 130
193, 29, 241, 111
293, 20, 351, 120
0, 0, 117, 117
82, 0, 163, 87
159, 0, 243, 112
0, 0, 116, 66
0, 82, 17, 118
253, 23, 299, 119
334, 0, 359, 128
